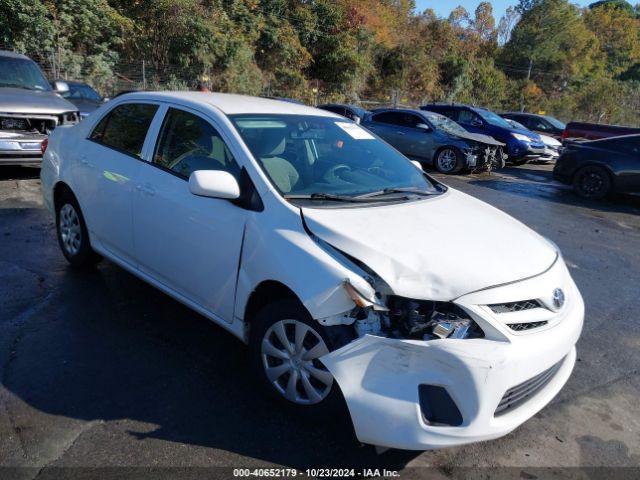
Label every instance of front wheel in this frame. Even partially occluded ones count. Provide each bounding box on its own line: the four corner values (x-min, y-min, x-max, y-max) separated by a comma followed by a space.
56, 191, 102, 268
249, 300, 342, 416
572, 165, 612, 199
434, 147, 463, 174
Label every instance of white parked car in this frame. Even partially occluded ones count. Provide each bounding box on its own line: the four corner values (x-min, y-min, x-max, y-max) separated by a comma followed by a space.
539, 133, 562, 162
41, 92, 584, 451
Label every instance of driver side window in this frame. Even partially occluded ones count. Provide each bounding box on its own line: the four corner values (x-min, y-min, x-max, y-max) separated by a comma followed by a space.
153, 108, 240, 179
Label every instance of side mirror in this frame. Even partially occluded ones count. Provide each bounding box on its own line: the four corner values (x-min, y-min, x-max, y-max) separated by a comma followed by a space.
189, 170, 240, 200
471, 119, 483, 128
411, 160, 423, 171
416, 123, 431, 131
52, 80, 70, 94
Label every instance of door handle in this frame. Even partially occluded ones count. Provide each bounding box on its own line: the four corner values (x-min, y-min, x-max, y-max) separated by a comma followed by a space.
137, 183, 156, 196
79, 155, 93, 167
396, 131, 406, 135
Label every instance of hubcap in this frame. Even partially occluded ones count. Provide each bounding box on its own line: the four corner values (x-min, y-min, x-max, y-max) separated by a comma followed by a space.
261, 320, 333, 405
437, 149, 457, 172
59, 204, 82, 256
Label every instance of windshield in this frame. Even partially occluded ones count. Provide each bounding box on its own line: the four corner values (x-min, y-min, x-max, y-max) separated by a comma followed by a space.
544, 116, 566, 129
507, 119, 527, 130
423, 111, 468, 136
477, 109, 513, 129
0, 57, 51, 91
63, 83, 101, 101
230, 114, 440, 200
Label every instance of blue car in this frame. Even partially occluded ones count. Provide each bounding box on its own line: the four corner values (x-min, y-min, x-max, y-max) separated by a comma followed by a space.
421, 104, 546, 165
361, 108, 506, 174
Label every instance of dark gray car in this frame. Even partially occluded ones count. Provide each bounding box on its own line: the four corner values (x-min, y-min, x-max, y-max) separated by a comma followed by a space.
60, 81, 104, 119
361, 109, 505, 174
0, 50, 79, 166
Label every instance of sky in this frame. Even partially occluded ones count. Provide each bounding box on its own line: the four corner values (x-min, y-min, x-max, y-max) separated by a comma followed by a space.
415, 0, 594, 21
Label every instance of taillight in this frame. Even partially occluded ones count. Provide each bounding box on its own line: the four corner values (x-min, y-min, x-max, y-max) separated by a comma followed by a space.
562, 129, 568, 140
41, 137, 48, 154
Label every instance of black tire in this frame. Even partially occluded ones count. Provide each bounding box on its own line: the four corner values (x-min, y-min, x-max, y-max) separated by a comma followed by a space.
572, 165, 612, 200
249, 300, 344, 417
55, 190, 102, 268
434, 147, 463, 174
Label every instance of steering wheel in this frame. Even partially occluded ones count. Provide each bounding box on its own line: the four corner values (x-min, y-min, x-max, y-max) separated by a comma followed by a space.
323, 164, 351, 182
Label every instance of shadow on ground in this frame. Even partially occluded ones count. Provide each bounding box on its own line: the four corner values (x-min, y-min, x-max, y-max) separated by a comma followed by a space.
1, 253, 420, 469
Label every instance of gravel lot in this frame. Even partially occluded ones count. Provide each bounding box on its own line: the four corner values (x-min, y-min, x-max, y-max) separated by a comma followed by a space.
1, 164, 639, 478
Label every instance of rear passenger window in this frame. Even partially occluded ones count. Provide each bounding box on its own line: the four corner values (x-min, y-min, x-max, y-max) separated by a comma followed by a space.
153, 108, 240, 179
90, 103, 158, 157
372, 112, 404, 126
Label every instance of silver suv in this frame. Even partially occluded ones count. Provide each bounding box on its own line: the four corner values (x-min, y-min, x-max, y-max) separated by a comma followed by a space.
0, 51, 79, 166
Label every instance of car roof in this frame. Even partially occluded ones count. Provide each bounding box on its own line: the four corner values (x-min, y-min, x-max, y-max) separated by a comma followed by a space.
113, 91, 340, 117
372, 107, 425, 115
0, 50, 32, 60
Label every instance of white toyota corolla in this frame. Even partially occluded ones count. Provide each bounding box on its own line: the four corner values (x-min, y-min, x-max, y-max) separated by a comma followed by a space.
41, 92, 584, 450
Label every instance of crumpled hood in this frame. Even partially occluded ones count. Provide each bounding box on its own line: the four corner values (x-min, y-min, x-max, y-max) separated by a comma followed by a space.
0, 88, 77, 115
445, 130, 505, 147
302, 188, 557, 301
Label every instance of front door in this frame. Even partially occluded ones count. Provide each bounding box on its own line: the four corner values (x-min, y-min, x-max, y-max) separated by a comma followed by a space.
132, 106, 246, 322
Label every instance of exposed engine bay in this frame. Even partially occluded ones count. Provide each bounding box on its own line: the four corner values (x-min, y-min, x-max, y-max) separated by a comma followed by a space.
336, 279, 484, 341
0, 112, 79, 136
466, 143, 507, 173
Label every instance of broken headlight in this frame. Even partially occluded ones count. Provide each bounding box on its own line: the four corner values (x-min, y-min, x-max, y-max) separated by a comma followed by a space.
342, 281, 483, 340
385, 296, 484, 340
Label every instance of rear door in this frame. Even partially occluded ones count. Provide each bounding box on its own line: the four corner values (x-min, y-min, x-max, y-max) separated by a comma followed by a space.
79, 102, 159, 264
132, 105, 247, 322
365, 111, 408, 151
603, 137, 640, 193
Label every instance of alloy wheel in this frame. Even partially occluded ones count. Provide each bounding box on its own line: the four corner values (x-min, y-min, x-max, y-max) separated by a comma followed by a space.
261, 319, 333, 405
579, 170, 605, 196
59, 204, 82, 256
437, 149, 457, 172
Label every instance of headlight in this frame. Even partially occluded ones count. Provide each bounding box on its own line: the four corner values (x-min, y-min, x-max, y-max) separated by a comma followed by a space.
511, 133, 532, 142
342, 280, 483, 340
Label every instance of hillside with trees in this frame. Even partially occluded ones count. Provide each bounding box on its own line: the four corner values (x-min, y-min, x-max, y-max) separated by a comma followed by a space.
2, 0, 639, 125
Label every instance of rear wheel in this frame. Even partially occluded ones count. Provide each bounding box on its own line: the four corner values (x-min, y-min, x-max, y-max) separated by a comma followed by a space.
55, 191, 102, 268
434, 147, 463, 174
572, 165, 612, 199
249, 300, 342, 416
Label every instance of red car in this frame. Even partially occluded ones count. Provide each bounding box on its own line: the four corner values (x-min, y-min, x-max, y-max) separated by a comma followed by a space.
563, 122, 640, 141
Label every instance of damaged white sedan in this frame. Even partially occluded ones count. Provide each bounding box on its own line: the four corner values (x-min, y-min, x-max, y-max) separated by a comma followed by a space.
41, 92, 584, 451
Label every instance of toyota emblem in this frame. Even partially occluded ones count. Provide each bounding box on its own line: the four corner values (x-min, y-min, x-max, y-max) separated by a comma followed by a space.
552, 288, 565, 310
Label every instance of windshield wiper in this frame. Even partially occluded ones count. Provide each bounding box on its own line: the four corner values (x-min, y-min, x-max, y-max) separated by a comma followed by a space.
284, 192, 406, 203
354, 187, 438, 199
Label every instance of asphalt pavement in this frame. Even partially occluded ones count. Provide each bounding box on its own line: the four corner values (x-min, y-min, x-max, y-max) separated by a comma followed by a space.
1, 164, 639, 478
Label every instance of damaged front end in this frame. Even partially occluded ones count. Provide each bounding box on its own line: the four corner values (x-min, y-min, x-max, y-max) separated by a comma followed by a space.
0, 113, 79, 165
465, 143, 507, 173
341, 279, 484, 341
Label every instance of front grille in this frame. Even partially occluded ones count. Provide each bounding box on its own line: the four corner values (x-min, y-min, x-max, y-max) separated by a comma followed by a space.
0, 115, 58, 134
488, 299, 543, 314
495, 357, 564, 416
507, 321, 548, 331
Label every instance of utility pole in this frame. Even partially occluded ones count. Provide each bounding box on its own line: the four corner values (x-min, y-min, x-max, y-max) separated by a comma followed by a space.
142, 60, 147, 91
520, 58, 533, 112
